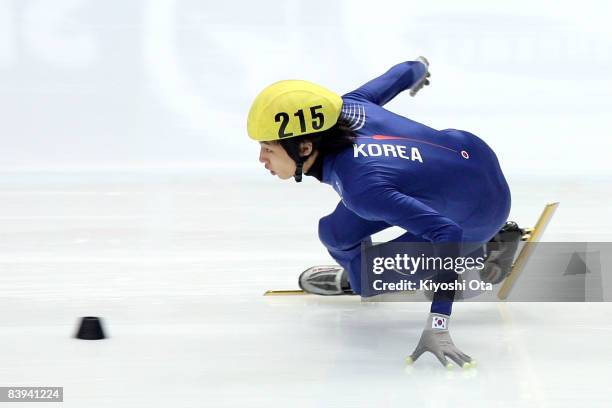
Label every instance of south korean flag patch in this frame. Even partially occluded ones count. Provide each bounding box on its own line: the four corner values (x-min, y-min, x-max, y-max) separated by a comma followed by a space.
432, 315, 447, 330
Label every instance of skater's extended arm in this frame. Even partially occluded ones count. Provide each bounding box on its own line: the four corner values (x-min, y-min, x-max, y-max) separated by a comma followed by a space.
343, 184, 474, 366
343, 60, 428, 106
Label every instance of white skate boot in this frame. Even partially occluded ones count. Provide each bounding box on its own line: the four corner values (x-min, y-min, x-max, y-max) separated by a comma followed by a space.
298, 265, 354, 295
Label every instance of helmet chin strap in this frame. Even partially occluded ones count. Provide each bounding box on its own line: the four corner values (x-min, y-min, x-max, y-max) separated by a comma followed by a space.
280, 138, 317, 183
293, 158, 305, 182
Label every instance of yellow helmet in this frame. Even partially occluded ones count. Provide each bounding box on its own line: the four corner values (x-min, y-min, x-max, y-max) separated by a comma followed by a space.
247, 80, 343, 142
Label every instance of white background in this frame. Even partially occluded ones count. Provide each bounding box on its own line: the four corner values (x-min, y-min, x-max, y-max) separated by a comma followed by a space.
0, 0, 611, 176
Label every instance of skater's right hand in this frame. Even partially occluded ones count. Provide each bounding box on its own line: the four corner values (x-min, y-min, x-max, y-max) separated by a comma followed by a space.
409, 56, 431, 97
406, 313, 475, 369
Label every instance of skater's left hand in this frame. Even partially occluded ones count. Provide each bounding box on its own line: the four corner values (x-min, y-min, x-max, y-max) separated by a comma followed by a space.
406, 313, 474, 369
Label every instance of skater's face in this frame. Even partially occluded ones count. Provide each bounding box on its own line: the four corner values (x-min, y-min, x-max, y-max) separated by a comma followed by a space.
258, 141, 312, 180
258, 142, 295, 179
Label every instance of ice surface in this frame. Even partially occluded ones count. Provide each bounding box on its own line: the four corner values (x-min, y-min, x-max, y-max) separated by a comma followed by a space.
0, 171, 610, 407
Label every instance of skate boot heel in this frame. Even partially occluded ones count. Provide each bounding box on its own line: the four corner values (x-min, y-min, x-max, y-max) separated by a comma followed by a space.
480, 222, 523, 284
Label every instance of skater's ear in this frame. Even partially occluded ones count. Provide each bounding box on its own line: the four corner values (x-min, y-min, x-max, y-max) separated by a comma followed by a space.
299, 140, 314, 157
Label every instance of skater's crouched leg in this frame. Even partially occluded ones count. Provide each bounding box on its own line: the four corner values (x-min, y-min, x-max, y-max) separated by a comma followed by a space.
318, 210, 387, 250
302, 216, 360, 295
318, 214, 361, 252
313, 202, 388, 296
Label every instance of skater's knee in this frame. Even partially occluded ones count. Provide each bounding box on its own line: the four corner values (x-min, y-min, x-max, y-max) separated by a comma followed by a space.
318, 216, 340, 249
318, 216, 359, 251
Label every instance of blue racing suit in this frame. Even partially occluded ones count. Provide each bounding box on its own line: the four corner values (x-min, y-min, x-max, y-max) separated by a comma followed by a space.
317, 61, 511, 315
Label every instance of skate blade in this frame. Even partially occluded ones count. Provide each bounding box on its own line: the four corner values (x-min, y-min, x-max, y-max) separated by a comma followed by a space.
263, 289, 307, 296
